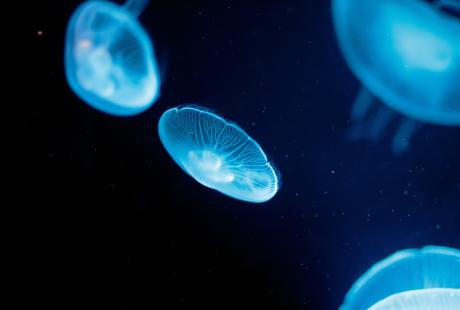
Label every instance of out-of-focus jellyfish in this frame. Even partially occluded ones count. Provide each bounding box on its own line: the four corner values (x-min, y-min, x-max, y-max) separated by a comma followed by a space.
332, 0, 460, 153
158, 106, 280, 203
339, 245, 460, 310
65, 0, 160, 116
368, 288, 460, 310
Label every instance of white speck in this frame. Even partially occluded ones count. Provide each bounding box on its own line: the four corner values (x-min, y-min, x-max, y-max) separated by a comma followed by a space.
79, 39, 92, 49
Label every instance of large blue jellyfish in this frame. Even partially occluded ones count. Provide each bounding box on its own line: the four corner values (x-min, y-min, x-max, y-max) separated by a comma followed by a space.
158, 106, 280, 203
65, 0, 160, 116
339, 245, 460, 310
332, 0, 460, 153
368, 288, 460, 310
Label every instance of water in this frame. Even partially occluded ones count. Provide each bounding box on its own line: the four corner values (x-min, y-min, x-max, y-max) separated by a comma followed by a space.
27, 0, 460, 308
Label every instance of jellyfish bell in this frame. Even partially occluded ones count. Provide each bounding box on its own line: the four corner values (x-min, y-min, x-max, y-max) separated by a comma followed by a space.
158, 105, 280, 203
332, 0, 460, 153
339, 245, 460, 310
65, 0, 160, 116
368, 288, 460, 310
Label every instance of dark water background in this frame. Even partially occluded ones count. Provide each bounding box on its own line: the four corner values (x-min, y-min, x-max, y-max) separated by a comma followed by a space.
26, 0, 460, 308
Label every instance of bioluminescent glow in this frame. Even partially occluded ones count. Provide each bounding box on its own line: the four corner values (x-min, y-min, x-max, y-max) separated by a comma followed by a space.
332, 0, 460, 153
368, 288, 460, 310
158, 106, 280, 203
65, 0, 160, 116
339, 245, 460, 310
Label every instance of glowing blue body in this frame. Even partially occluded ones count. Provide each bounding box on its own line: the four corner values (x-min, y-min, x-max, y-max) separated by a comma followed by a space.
65, 0, 160, 116
333, 0, 460, 125
333, 0, 460, 152
340, 246, 460, 310
158, 106, 280, 203
368, 288, 460, 310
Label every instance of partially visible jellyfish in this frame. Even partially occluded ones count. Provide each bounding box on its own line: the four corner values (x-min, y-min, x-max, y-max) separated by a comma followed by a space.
339, 245, 460, 310
368, 288, 460, 310
65, 0, 160, 116
158, 106, 280, 203
332, 0, 460, 153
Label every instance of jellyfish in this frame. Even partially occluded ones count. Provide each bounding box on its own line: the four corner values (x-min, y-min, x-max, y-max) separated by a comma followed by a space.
332, 0, 460, 153
368, 288, 460, 310
65, 0, 160, 116
339, 245, 460, 310
158, 106, 280, 203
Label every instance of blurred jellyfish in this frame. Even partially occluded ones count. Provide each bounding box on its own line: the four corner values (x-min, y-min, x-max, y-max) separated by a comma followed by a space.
158, 106, 280, 203
368, 288, 460, 310
339, 245, 460, 310
332, 0, 460, 153
65, 0, 160, 116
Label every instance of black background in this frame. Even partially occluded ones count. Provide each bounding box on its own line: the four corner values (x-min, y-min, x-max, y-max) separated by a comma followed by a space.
26, 0, 460, 308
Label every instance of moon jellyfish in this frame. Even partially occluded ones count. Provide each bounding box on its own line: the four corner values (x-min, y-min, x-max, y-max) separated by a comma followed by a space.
332, 0, 460, 153
158, 106, 280, 203
65, 0, 160, 116
368, 288, 460, 310
339, 245, 460, 310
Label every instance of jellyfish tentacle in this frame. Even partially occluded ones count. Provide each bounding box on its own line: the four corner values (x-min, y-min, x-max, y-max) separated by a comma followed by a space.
392, 117, 420, 155
347, 105, 396, 143
346, 87, 380, 141
369, 106, 397, 141
124, 0, 149, 18
346, 88, 396, 142
351, 87, 375, 121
